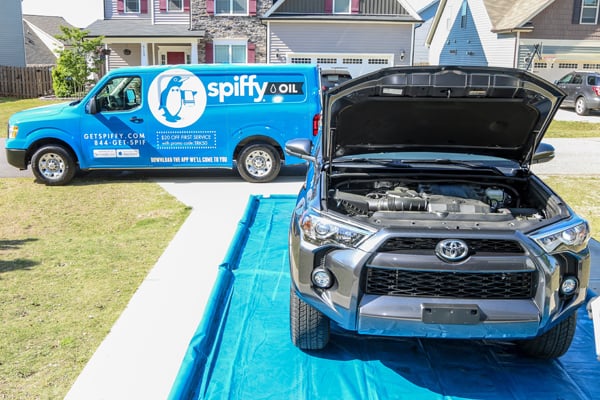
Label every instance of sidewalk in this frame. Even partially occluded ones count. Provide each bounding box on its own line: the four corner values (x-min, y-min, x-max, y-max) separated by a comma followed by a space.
65, 173, 304, 400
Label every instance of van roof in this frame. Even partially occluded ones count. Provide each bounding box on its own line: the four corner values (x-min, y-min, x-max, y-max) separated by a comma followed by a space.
109, 63, 319, 76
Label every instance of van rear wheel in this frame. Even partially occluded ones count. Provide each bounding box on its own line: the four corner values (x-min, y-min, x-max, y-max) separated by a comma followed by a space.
31, 145, 76, 186
237, 144, 281, 183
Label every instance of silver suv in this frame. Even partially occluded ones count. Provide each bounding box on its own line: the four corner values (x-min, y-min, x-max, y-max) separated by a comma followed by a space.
555, 70, 600, 115
285, 66, 591, 359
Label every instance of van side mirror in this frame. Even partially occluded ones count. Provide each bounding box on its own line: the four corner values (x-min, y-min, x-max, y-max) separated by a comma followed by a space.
126, 89, 136, 104
86, 98, 98, 115
285, 139, 315, 162
532, 142, 555, 164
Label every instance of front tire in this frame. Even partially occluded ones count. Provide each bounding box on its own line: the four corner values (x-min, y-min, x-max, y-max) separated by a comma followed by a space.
31, 145, 76, 186
290, 288, 330, 350
515, 312, 577, 359
575, 97, 589, 116
237, 144, 281, 183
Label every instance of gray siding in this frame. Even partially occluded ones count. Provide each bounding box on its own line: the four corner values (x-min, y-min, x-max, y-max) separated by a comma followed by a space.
1, 0, 26, 67
154, 2, 190, 24
269, 22, 412, 64
361, 0, 408, 15
273, 0, 410, 15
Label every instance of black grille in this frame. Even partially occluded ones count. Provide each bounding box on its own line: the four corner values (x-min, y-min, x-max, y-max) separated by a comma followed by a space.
365, 267, 534, 299
378, 238, 524, 254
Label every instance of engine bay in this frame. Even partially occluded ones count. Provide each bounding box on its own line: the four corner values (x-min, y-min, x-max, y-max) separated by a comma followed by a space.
328, 177, 561, 229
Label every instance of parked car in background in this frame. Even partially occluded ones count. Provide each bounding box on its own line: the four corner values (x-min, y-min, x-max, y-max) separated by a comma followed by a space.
555, 70, 600, 115
286, 66, 591, 359
320, 69, 352, 94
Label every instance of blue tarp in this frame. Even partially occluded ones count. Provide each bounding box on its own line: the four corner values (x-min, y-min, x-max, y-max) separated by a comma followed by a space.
170, 195, 600, 400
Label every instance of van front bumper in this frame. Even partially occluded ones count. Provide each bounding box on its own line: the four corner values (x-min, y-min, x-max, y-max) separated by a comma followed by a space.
6, 148, 28, 169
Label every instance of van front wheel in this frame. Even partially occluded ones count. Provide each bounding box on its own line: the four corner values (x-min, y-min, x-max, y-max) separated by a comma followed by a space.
237, 144, 281, 183
31, 145, 76, 186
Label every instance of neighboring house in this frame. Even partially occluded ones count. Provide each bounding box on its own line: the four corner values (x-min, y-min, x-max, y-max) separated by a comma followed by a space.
426, 0, 600, 82
260, 0, 423, 77
412, 0, 439, 65
86, 0, 204, 72
23, 15, 74, 65
521, 0, 600, 81
1, 0, 26, 67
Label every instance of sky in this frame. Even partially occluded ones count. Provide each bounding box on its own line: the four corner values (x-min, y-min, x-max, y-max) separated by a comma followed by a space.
21, 0, 104, 28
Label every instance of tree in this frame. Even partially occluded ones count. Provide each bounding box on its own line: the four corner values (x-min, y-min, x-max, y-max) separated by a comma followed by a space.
52, 26, 104, 98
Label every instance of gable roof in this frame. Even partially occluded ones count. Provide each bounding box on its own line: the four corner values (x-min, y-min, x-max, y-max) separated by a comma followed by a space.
23, 15, 74, 65
484, 0, 555, 33
427, 0, 555, 44
263, 0, 422, 22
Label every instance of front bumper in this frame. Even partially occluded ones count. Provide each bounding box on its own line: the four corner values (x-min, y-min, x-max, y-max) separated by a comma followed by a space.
6, 148, 28, 170
290, 226, 591, 340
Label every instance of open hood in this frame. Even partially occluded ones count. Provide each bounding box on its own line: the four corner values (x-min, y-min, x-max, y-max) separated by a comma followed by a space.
325, 66, 565, 167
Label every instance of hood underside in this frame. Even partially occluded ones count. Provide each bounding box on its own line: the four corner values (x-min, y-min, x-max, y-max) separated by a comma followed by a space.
325, 66, 565, 166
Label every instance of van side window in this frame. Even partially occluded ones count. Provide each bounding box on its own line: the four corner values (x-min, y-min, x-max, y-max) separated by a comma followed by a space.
95, 76, 142, 112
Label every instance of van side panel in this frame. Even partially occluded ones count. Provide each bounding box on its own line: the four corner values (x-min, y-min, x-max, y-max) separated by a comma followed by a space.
78, 65, 320, 170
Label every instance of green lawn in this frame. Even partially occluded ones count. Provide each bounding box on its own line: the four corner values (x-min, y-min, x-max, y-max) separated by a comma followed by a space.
0, 178, 190, 399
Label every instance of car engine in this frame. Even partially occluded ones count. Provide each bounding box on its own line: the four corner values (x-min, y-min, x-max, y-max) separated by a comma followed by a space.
329, 179, 554, 229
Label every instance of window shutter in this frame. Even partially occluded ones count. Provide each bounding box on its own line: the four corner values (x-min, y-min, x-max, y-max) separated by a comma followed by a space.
141, 0, 149, 13
205, 42, 214, 63
249, 0, 257, 15
184, 0, 190, 11
159, 0, 167, 11
351, 0, 359, 14
247, 42, 256, 63
117, 0, 124, 13
572, 0, 582, 24
206, 0, 214, 15
324, 0, 333, 14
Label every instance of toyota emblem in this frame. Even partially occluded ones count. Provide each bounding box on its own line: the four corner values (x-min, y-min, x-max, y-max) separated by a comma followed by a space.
435, 239, 469, 262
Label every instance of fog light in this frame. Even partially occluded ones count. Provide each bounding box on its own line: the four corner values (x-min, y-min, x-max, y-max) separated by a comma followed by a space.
560, 277, 579, 296
312, 268, 333, 289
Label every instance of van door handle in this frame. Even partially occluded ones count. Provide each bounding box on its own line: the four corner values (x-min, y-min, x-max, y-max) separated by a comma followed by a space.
130, 116, 143, 123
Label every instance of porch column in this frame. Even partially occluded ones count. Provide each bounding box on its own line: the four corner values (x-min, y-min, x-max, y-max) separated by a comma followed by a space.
141, 42, 149, 66
190, 39, 199, 64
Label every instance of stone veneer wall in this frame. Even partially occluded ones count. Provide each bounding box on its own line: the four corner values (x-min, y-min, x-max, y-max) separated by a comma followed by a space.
190, 0, 272, 63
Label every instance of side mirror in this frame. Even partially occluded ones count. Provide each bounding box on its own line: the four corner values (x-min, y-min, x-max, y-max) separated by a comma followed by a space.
126, 89, 136, 104
285, 139, 315, 162
86, 98, 98, 115
532, 142, 555, 164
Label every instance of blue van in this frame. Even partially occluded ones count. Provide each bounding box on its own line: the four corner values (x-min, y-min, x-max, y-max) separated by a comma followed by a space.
5, 64, 321, 185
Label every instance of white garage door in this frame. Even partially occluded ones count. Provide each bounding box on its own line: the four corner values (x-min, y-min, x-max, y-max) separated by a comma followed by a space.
286, 52, 394, 78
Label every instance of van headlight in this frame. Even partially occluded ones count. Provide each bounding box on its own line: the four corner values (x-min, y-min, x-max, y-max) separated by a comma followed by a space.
532, 221, 590, 253
8, 124, 18, 139
300, 211, 372, 247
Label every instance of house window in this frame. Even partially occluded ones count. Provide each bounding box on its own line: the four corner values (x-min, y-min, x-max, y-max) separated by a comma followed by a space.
214, 41, 247, 63
215, 0, 247, 15
125, 0, 140, 13
169, 0, 183, 11
581, 0, 599, 24
460, 1, 468, 28
333, 0, 351, 13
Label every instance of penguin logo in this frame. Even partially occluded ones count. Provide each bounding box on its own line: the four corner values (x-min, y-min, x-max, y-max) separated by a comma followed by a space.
148, 69, 207, 128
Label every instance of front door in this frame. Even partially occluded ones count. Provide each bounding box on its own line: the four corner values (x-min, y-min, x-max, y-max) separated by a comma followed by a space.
167, 52, 185, 65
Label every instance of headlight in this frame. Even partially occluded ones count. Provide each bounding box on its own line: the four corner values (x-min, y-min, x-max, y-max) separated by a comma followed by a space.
532, 221, 590, 253
8, 124, 18, 139
300, 211, 372, 247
